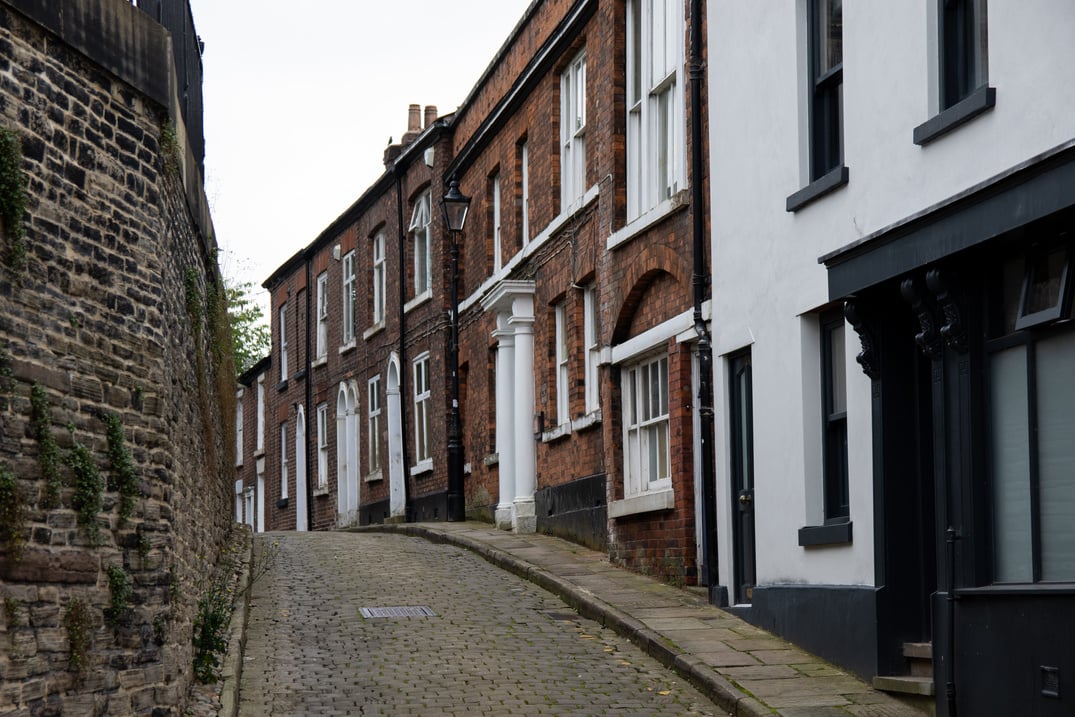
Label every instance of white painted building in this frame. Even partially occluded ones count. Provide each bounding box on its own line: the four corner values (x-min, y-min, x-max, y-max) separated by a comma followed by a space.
709, 1, 1075, 714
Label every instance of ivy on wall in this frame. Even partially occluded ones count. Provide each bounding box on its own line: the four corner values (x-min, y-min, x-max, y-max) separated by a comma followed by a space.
0, 127, 27, 271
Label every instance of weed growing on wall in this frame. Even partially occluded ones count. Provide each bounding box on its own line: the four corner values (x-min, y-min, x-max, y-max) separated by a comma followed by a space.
63, 598, 91, 681
159, 120, 180, 179
30, 384, 63, 509
104, 413, 139, 527
0, 347, 14, 412
0, 465, 27, 559
67, 440, 103, 545
105, 564, 132, 625
0, 126, 27, 271
192, 532, 278, 683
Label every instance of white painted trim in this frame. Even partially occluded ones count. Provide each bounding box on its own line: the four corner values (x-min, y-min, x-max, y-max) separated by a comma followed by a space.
608, 488, 674, 518
611, 307, 697, 365
404, 290, 432, 314
570, 410, 602, 432
607, 190, 688, 251
410, 459, 433, 477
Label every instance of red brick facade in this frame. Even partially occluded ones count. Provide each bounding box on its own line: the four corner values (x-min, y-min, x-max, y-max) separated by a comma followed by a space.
245, 0, 710, 586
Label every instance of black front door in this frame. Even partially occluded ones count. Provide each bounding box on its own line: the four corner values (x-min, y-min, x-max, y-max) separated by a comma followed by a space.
730, 350, 756, 604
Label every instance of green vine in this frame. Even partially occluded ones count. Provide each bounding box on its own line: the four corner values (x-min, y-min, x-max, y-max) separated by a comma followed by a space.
0, 126, 27, 271
184, 267, 203, 333
67, 440, 103, 545
0, 465, 27, 559
105, 563, 132, 625
30, 384, 63, 509
104, 413, 139, 526
160, 120, 180, 179
63, 598, 91, 681
3, 596, 21, 628
0, 347, 14, 412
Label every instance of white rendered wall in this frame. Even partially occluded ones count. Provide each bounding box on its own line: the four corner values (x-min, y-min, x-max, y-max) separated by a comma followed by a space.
708, 0, 1075, 594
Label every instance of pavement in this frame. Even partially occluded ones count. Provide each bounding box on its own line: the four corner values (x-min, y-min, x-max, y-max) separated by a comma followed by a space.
357, 522, 929, 717
230, 523, 930, 716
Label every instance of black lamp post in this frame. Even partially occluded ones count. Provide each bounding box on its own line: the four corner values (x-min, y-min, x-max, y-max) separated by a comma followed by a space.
441, 177, 470, 522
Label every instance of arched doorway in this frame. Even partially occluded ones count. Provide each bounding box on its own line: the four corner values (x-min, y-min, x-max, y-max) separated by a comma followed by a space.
386, 354, 405, 518
295, 404, 308, 531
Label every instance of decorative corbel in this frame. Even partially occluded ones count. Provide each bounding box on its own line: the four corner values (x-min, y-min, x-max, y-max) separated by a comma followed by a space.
926, 269, 968, 354
900, 276, 943, 359
843, 300, 880, 380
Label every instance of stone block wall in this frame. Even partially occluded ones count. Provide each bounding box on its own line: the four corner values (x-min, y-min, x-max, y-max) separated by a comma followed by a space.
0, 2, 233, 715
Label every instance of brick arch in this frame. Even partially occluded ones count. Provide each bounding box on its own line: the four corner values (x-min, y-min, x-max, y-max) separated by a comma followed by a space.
610, 243, 691, 345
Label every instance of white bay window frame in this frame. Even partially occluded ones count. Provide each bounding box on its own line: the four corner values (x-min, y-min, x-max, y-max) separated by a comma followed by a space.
342, 250, 356, 344
560, 50, 587, 211
622, 353, 671, 498
413, 353, 432, 466
409, 192, 432, 298
626, 0, 685, 221
315, 272, 328, 361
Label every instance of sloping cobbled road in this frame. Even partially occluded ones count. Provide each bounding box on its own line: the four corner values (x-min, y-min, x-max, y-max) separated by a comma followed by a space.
238, 532, 718, 716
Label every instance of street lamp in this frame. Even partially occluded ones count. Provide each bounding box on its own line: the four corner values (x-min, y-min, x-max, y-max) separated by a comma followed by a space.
441, 177, 470, 522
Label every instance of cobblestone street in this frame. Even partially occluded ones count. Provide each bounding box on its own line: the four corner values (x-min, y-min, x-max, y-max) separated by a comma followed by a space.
238, 532, 718, 716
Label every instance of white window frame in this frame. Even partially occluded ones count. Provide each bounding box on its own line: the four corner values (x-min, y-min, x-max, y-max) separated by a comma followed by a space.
372, 232, 386, 325
342, 251, 356, 344
622, 353, 672, 498
492, 172, 502, 271
409, 192, 432, 297
555, 302, 569, 425
413, 353, 432, 465
584, 286, 599, 414
280, 421, 289, 500
278, 304, 288, 382
520, 141, 530, 246
368, 375, 381, 474
255, 374, 265, 454
316, 403, 329, 490
235, 396, 244, 467
561, 50, 587, 210
626, 0, 685, 220
316, 272, 328, 360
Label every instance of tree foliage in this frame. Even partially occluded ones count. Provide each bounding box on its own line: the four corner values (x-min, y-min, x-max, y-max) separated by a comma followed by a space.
226, 279, 270, 377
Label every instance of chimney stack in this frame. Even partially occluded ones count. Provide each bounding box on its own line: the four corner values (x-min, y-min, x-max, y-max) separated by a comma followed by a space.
407, 104, 422, 133
424, 105, 438, 129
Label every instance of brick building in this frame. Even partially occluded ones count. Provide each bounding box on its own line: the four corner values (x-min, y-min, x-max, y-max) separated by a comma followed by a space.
258, 0, 712, 586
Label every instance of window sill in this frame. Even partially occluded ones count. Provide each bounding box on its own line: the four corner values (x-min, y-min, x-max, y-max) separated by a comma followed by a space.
786, 165, 849, 212
253, 448, 265, 459
313, 486, 329, 497
339, 339, 357, 355
364, 470, 383, 483
293, 368, 307, 381
276, 379, 289, 392
276, 497, 289, 509
571, 410, 602, 432
913, 86, 996, 146
235, 460, 243, 468
404, 291, 432, 314
541, 423, 572, 443
608, 190, 689, 251
311, 356, 327, 369
410, 460, 433, 477
362, 322, 385, 341
798, 520, 852, 547
483, 453, 499, 467
609, 489, 674, 518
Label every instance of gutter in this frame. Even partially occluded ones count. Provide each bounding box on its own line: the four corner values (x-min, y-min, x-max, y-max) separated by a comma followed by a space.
688, 0, 720, 603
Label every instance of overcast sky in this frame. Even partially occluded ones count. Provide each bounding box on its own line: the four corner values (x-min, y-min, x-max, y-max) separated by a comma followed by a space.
186, 1, 532, 299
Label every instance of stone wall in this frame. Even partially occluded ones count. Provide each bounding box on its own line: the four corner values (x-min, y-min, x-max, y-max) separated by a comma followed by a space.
0, 1, 232, 715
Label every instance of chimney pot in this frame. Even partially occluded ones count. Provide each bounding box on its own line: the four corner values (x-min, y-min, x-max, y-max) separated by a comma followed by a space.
424, 105, 438, 129
408, 104, 421, 133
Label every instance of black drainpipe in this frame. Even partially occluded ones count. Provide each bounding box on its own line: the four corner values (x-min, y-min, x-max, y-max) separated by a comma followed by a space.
304, 253, 314, 531
395, 169, 413, 521
689, 0, 720, 603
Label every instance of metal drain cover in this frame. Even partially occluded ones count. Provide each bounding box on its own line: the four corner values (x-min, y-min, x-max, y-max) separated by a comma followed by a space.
359, 605, 437, 619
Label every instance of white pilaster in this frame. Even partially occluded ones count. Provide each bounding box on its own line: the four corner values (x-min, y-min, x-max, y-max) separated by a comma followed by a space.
510, 294, 537, 534
493, 313, 516, 530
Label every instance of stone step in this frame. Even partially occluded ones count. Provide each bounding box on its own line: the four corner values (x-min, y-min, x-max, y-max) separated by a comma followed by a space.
903, 642, 932, 660
873, 675, 936, 697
